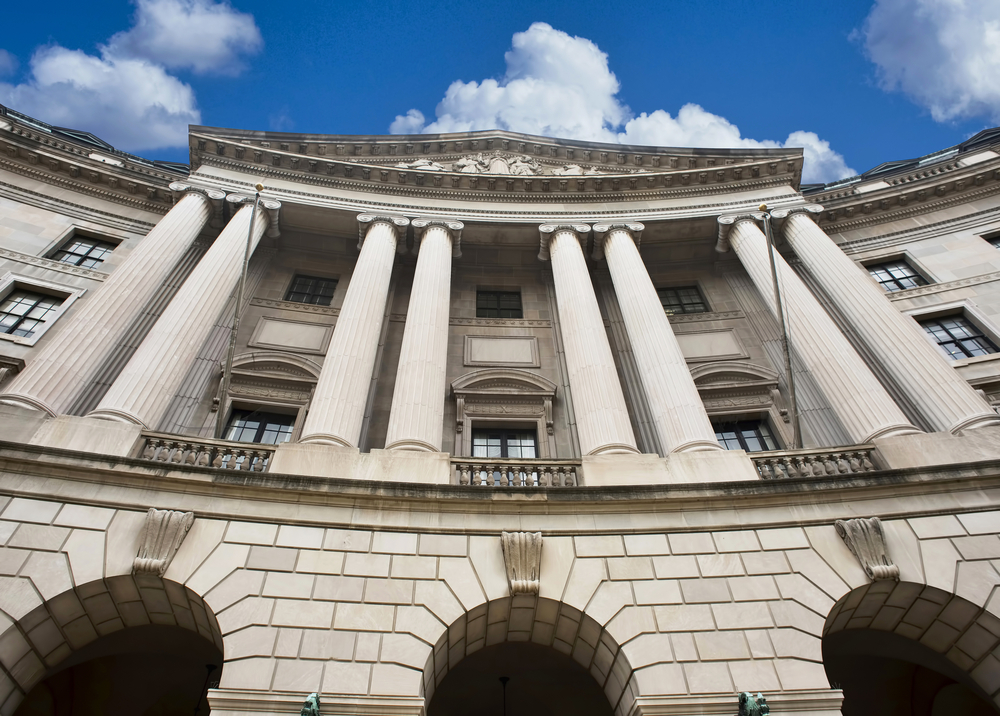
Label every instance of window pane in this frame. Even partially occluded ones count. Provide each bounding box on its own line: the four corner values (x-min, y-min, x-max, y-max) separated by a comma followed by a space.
476, 291, 522, 319
225, 410, 295, 444
285, 275, 337, 306
0, 290, 63, 338
867, 260, 927, 292
712, 420, 779, 453
52, 236, 116, 267
472, 428, 537, 459
920, 316, 999, 360
657, 286, 708, 315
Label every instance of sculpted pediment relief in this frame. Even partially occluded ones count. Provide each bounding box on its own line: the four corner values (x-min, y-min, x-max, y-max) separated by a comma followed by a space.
452, 368, 558, 398
452, 152, 542, 176
230, 352, 320, 383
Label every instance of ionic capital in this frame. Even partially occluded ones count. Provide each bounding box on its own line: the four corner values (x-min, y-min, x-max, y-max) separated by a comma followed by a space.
592, 222, 644, 260
357, 214, 410, 251
226, 194, 282, 238
769, 203, 824, 221
715, 213, 763, 253
538, 223, 591, 261
168, 182, 227, 228
411, 218, 464, 257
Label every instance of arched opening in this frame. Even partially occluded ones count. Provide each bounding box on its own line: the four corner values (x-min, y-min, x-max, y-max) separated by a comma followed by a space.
822, 580, 1000, 715
424, 595, 633, 716
0, 575, 223, 715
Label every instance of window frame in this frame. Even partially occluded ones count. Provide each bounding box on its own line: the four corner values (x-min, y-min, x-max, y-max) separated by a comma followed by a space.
903, 301, 1000, 366
711, 417, 781, 453
224, 407, 297, 446
475, 289, 523, 319
656, 284, 711, 315
283, 273, 339, 306
471, 427, 539, 459
49, 234, 119, 269
0, 272, 86, 347
863, 258, 930, 293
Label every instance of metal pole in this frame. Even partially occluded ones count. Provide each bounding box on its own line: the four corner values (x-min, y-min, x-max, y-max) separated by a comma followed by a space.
214, 184, 263, 439
759, 204, 801, 449
500, 676, 509, 716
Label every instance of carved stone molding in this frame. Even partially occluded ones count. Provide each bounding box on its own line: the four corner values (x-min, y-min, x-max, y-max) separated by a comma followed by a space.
0, 247, 109, 282
500, 531, 542, 595
715, 213, 764, 253
887, 270, 1000, 301
538, 223, 590, 261
835, 516, 900, 581
411, 218, 464, 257
357, 214, 409, 250
592, 222, 645, 260
133, 508, 195, 576
0, 356, 25, 388
250, 297, 340, 316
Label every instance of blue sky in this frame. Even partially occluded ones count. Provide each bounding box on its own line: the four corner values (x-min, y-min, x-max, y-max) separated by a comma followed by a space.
2, 0, 999, 184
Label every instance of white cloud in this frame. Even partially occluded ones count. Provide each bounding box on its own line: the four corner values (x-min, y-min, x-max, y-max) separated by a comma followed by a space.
0, 0, 260, 152
107, 0, 262, 76
858, 0, 1000, 124
0, 50, 18, 78
390, 23, 855, 184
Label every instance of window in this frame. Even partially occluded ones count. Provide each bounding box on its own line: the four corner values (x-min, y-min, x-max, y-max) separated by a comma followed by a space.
476, 291, 523, 319
51, 235, 116, 268
225, 410, 295, 445
712, 419, 779, 453
285, 275, 337, 306
0, 290, 62, 338
867, 260, 928, 292
658, 286, 708, 315
920, 315, 999, 360
472, 428, 537, 458
987, 236, 1000, 249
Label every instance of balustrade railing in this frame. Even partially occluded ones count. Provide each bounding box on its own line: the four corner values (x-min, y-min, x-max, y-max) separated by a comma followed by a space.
452, 458, 582, 487
137, 433, 275, 472
751, 445, 880, 480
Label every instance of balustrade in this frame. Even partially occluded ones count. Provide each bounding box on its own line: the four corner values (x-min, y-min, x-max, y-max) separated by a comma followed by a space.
137, 434, 274, 472
751, 446, 879, 480
452, 458, 581, 487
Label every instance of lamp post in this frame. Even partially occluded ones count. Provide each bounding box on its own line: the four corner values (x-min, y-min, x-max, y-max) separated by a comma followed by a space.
214, 183, 263, 439
757, 204, 801, 450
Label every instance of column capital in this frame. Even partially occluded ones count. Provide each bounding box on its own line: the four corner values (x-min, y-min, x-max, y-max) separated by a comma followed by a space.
226, 194, 282, 238
715, 212, 763, 253
538, 223, 591, 261
357, 214, 410, 251
592, 222, 644, 260
168, 182, 227, 228
411, 218, 464, 257
769, 203, 824, 220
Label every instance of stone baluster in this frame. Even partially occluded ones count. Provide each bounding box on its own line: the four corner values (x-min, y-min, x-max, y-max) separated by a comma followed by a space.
1, 184, 224, 416
384, 219, 463, 451
89, 195, 279, 428
719, 215, 919, 444
539, 224, 639, 455
595, 223, 722, 453
777, 206, 999, 434
299, 215, 410, 446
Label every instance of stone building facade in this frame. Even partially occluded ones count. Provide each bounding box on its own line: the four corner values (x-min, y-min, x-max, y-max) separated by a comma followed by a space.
0, 101, 999, 715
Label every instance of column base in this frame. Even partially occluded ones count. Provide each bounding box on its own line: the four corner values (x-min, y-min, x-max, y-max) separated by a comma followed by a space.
671, 438, 724, 453
0, 394, 57, 417
873, 425, 1000, 470
384, 438, 439, 452
298, 432, 357, 448
949, 412, 1000, 434
27, 415, 142, 458
862, 422, 923, 442
86, 407, 148, 427
587, 442, 641, 456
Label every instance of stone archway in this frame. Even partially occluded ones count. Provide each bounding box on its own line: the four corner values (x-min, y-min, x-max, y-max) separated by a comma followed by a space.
823, 580, 1000, 714
423, 595, 635, 716
0, 574, 224, 714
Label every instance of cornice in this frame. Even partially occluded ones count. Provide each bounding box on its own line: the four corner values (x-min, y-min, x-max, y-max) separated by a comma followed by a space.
0, 247, 109, 282
192, 148, 799, 206
834, 205, 1000, 255
0, 155, 171, 215
193, 172, 804, 223
668, 310, 745, 324
450, 317, 552, 328
249, 297, 339, 316
886, 271, 1000, 301
0, 179, 157, 232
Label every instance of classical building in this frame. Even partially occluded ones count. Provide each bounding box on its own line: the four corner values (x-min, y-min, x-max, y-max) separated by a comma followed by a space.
0, 99, 999, 715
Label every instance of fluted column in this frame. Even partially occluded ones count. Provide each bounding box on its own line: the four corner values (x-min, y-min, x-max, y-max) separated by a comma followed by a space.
0, 184, 223, 416
384, 219, 462, 451
595, 223, 721, 453
778, 206, 999, 433
719, 215, 918, 444
540, 224, 638, 455
89, 195, 279, 427
299, 215, 409, 447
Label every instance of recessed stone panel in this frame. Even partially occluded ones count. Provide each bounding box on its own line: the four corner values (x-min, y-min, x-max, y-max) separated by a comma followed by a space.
248, 316, 333, 354
674, 329, 748, 362
464, 335, 540, 367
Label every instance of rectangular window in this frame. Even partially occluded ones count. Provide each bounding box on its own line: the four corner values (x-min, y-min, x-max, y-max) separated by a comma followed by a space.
472, 428, 537, 458
285, 275, 337, 306
867, 260, 928, 292
657, 286, 708, 315
987, 236, 1000, 249
225, 409, 295, 445
476, 290, 523, 319
51, 235, 117, 268
712, 419, 778, 453
920, 315, 999, 360
0, 290, 62, 338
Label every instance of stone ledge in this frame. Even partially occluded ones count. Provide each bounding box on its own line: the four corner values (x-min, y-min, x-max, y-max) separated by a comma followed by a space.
629, 689, 843, 716
208, 690, 424, 716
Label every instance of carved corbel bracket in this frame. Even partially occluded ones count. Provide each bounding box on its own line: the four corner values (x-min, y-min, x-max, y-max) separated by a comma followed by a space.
591, 222, 644, 260
835, 516, 899, 581
501, 531, 542, 595
357, 214, 410, 252
538, 223, 591, 261
133, 508, 195, 576
411, 218, 465, 258
715, 213, 763, 253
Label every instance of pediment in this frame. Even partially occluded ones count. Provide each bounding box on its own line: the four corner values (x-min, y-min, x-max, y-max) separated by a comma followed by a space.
690, 362, 779, 393
231, 351, 320, 383
452, 368, 557, 398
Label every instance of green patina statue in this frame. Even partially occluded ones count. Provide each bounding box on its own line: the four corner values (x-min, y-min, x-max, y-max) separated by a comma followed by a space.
738, 692, 769, 716
300, 692, 320, 716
